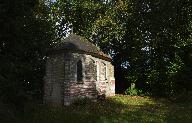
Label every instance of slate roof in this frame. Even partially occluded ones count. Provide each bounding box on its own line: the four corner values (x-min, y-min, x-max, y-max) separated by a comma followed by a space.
52, 34, 111, 61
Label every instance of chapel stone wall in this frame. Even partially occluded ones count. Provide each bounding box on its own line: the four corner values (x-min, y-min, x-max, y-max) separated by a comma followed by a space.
44, 52, 115, 106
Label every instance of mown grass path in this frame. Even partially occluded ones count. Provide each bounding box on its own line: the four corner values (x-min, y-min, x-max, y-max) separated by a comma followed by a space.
23, 95, 192, 123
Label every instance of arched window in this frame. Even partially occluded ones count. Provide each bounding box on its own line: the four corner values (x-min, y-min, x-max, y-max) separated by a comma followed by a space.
87, 58, 96, 80
77, 60, 83, 82
104, 63, 107, 80
101, 62, 107, 81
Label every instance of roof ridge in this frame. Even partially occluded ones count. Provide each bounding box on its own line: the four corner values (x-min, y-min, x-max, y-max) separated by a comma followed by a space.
52, 34, 111, 60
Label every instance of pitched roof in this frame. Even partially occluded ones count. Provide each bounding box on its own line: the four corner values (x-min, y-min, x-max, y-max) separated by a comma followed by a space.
51, 34, 111, 61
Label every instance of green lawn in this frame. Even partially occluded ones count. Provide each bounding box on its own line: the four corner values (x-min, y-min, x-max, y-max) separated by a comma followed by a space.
22, 95, 192, 123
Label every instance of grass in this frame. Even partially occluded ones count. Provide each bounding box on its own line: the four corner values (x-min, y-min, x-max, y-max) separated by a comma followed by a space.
21, 95, 192, 123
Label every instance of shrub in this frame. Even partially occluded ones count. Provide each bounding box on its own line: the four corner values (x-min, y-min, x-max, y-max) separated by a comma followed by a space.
124, 87, 143, 96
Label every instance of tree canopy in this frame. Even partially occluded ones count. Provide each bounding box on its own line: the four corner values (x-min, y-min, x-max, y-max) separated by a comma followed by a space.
1, 0, 192, 111
49, 0, 192, 96
0, 0, 55, 110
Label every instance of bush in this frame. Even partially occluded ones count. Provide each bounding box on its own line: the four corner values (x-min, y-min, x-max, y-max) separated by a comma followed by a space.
124, 87, 143, 96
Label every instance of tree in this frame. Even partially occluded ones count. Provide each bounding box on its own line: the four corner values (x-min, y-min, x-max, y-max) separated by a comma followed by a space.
48, 0, 192, 96
0, 0, 55, 111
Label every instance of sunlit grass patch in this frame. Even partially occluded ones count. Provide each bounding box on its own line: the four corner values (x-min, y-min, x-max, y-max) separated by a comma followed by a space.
21, 95, 192, 123
110, 94, 155, 105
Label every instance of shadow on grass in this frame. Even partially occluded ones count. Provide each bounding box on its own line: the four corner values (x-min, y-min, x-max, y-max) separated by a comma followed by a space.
21, 95, 192, 123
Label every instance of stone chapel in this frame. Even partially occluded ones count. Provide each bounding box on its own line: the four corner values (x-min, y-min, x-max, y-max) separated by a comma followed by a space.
44, 34, 115, 105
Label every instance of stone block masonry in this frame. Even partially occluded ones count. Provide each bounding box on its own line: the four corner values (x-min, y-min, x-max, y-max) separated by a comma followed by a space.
44, 34, 115, 106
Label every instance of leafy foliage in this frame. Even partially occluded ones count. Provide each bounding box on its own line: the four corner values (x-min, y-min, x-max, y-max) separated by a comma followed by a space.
0, 0, 55, 117
124, 87, 143, 96
1, 2, 192, 121
49, 0, 192, 96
